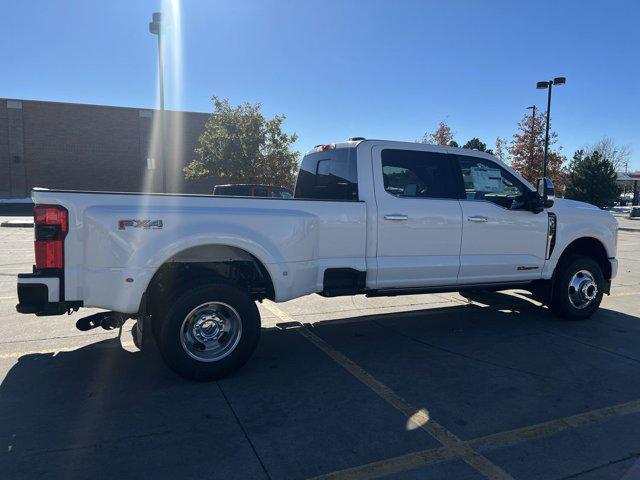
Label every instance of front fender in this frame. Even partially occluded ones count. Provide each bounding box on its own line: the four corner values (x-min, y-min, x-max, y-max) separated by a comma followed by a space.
542, 218, 616, 279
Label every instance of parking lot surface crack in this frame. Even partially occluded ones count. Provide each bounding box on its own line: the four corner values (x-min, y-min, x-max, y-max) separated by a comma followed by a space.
533, 327, 640, 366
555, 451, 640, 480
216, 381, 272, 480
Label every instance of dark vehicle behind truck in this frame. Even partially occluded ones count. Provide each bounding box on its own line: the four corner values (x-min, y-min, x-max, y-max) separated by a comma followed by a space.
212, 184, 293, 198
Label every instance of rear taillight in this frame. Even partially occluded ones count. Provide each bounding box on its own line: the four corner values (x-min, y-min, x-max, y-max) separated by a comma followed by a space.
34, 205, 68, 270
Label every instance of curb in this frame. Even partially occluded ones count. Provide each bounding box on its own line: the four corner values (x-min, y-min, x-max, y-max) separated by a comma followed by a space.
0, 221, 33, 228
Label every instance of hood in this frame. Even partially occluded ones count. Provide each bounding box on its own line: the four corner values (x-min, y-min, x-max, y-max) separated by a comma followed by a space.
554, 198, 599, 211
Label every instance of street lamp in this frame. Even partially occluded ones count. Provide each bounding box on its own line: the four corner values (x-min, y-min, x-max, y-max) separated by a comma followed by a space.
149, 13, 164, 111
536, 76, 565, 178
526, 105, 536, 169
149, 12, 166, 192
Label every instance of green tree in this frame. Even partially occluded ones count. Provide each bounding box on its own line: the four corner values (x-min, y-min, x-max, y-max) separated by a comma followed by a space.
565, 149, 621, 208
448, 140, 459, 148
185, 97, 299, 188
462, 137, 487, 151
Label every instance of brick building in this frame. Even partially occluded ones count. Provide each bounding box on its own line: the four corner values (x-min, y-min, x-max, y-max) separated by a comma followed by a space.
0, 98, 215, 198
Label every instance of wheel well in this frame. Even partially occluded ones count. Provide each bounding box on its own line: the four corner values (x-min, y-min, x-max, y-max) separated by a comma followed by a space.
556, 237, 611, 279
142, 245, 275, 316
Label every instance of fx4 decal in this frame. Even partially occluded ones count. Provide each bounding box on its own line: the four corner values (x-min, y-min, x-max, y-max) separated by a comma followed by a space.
118, 219, 163, 230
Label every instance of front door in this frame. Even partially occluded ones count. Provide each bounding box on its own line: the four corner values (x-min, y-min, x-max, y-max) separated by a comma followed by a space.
454, 153, 548, 284
373, 146, 463, 289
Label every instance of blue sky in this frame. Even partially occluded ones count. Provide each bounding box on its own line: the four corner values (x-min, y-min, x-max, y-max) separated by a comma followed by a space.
2, 0, 639, 169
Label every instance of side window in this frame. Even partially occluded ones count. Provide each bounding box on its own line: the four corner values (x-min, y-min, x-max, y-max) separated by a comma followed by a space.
457, 156, 527, 210
294, 148, 358, 200
381, 149, 457, 199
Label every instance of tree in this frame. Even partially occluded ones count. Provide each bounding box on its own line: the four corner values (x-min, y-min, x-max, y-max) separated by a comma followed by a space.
584, 137, 631, 172
565, 149, 621, 208
185, 97, 299, 188
508, 109, 567, 192
462, 137, 487, 152
494, 137, 507, 162
422, 120, 455, 145
448, 140, 459, 148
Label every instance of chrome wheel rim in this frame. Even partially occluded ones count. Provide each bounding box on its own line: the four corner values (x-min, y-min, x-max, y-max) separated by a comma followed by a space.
568, 269, 598, 309
180, 302, 242, 362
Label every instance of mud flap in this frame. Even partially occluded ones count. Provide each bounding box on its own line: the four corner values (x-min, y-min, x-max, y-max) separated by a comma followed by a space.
133, 316, 152, 351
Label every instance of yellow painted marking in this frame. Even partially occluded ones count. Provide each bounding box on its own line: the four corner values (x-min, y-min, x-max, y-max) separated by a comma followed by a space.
310, 397, 640, 480
468, 398, 640, 450
263, 301, 514, 480
310, 445, 461, 480
0, 296, 17, 301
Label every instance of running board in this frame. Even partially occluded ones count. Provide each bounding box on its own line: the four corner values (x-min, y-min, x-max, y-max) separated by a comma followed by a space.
365, 282, 533, 298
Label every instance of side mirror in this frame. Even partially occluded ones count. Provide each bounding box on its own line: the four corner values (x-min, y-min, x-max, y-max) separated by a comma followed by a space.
537, 177, 555, 208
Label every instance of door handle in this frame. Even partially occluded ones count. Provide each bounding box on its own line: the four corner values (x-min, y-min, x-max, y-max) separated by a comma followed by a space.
467, 216, 488, 223
384, 214, 409, 221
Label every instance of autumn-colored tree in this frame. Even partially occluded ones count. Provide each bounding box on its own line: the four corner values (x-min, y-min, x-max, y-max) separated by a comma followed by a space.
493, 137, 507, 162
422, 120, 455, 145
185, 97, 299, 188
508, 109, 567, 192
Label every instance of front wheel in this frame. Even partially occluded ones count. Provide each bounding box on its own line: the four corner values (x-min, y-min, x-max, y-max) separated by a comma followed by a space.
550, 255, 604, 320
156, 282, 260, 381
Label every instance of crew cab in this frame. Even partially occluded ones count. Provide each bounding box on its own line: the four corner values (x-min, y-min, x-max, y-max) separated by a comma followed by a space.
16, 139, 618, 380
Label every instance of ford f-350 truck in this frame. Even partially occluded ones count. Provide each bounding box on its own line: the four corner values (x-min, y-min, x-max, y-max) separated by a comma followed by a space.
16, 139, 618, 380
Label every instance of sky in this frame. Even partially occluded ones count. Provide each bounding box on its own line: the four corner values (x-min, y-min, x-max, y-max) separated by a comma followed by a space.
2, 0, 639, 170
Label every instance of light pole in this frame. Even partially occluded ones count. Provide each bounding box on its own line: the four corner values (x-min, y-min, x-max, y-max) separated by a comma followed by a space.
536, 77, 565, 178
149, 12, 166, 192
526, 105, 536, 171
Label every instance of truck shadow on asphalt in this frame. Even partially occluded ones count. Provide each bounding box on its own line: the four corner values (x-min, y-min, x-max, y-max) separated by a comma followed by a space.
2, 294, 640, 480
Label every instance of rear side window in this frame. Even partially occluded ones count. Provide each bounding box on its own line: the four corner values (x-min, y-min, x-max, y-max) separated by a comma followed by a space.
381, 149, 457, 199
294, 148, 358, 200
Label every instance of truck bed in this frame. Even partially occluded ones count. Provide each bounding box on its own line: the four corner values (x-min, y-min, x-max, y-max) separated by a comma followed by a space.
32, 188, 368, 313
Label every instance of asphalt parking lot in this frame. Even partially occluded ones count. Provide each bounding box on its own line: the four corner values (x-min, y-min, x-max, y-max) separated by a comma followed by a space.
2, 219, 640, 480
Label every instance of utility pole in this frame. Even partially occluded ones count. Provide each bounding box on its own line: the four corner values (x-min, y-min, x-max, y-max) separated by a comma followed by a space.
543, 84, 552, 178
149, 12, 166, 192
526, 105, 536, 173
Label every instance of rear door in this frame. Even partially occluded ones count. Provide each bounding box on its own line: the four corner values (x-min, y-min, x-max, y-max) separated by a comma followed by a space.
454, 153, 548, 284
373, 146, 463, 288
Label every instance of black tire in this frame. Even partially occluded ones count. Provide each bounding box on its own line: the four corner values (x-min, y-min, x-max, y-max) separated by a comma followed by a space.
156, 282, 260, 381
550, 255, 604, 320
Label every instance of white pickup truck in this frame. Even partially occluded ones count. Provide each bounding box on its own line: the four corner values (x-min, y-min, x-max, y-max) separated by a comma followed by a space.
17, 139, 618, 380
